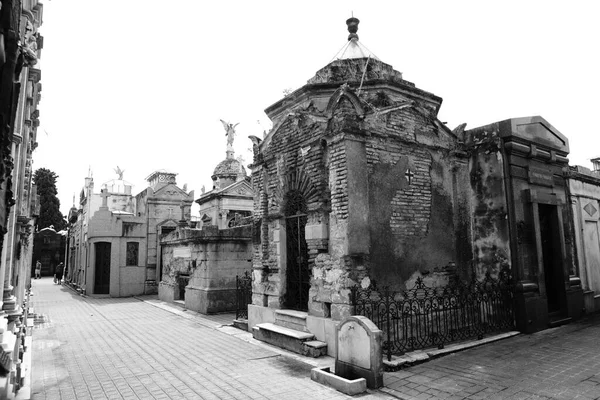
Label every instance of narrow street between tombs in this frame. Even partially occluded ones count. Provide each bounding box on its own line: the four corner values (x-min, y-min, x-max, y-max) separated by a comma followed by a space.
30, 278, 385, 400
30, 277, 600, 400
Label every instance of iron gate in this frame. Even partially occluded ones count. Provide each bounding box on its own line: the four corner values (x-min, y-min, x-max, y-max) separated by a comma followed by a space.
351, 267, 515, 361
236, 271, 252, 320
285, 213, 309, 311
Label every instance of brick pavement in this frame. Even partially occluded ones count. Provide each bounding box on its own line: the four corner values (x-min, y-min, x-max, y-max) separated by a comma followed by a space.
383, 313, 600, 400
30, 278, 386, 400
30, 276, 600, 400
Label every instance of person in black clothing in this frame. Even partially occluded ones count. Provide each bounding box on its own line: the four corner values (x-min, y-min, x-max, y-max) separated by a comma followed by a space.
55, 262, 64, 284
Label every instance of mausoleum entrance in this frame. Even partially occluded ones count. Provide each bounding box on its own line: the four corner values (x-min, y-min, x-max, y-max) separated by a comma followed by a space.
94, 242, 111, 294
284, 190, 310, 311
538, 204, 566, 313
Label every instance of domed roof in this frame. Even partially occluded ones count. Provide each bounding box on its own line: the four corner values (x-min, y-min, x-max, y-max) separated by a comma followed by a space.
212, 157, 246, 178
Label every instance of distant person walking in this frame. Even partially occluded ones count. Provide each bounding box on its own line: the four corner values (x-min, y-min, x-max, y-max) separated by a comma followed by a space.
55, 262, 64, 285
35, 260, 41, 279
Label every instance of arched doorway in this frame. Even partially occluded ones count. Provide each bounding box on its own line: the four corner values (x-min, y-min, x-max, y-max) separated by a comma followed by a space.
284, 190, 310, 311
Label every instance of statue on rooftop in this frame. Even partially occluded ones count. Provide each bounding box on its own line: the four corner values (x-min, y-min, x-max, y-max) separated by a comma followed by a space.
220, 119, 239, 148
114, 166, 124, 180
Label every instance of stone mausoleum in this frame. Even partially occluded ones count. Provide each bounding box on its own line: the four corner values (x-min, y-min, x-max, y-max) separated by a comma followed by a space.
159, 125, 253, 313
247, 18, 584, 355
67, 169, 194, 296
195, 122, 253, 229
568, 159, 600, 314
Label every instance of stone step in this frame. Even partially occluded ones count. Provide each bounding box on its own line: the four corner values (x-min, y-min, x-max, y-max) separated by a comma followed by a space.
548, 316, 572, 328
253, 323, 327, 357
304, 340, 328, 358
232, 319, 249, 332
274, 309, 309, 333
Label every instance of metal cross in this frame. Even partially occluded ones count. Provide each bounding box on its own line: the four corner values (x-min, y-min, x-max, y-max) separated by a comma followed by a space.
405, 169, 414, 185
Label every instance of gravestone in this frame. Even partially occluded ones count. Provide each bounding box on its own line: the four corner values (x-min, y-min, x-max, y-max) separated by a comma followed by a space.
335, 315, 383, 389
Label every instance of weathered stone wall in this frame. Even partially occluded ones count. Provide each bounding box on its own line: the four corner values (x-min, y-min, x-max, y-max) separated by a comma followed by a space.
465, 117, 582, 333
464, 128, 511, 280
160, 225, 252, 314
251, 104, 333, 311
251, 74, 473, 318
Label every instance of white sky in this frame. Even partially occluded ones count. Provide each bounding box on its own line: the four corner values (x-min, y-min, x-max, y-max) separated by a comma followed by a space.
33, 0, 600, 217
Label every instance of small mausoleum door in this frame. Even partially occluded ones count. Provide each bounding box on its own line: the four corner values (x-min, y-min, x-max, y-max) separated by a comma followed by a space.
284, 190, 310, 311
538, 204, 566, 314
94, 242, 111, 294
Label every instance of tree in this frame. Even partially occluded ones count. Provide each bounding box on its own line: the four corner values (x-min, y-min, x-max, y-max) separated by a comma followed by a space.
33, 168, 66, 231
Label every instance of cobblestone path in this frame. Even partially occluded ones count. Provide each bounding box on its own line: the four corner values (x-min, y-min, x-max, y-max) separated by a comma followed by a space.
383, 313, 600, 399
30, 278, 383, 400
31, 277, 600, 400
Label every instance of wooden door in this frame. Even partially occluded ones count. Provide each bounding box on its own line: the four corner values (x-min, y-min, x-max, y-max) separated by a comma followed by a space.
94, 242, 111, 294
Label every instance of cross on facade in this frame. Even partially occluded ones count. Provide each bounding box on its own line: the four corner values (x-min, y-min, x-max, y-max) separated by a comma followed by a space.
178, 201, 189, 227
404, 168, 414, 185
100, 189, 110, 208
167, 207, 173, 218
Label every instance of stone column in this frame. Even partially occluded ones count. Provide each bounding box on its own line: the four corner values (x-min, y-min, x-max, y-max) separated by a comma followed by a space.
3, 139, 22, 320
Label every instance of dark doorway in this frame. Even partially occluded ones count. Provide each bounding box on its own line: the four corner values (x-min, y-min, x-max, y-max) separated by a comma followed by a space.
94, 242, 111, 294
158, 226, 176, 281
177, 274, 190, 301
284, 190, 310, 311
538, 204, 565, 313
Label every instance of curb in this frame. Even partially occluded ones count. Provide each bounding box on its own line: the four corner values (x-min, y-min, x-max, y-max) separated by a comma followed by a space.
60, 282, 87, 298
383, 331, 521, 370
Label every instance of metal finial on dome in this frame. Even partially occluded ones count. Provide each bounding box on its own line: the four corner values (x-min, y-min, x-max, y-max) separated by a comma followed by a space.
346, 17, 359, 41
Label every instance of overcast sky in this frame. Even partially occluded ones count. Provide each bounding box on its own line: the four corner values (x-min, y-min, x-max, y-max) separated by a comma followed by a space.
33, 1, 600, 217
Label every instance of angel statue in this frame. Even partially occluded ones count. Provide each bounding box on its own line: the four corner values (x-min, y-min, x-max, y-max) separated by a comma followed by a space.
114, 166, 125, 180
220, 120, 239, 148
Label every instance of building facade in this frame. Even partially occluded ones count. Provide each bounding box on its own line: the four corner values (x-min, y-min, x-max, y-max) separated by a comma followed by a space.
465, 117, 583, 332
0, 0, 44, 396
67, 170, 194, 297
568, 161, 600, 314
159, 133, 253, 313
248, 18, 585, 354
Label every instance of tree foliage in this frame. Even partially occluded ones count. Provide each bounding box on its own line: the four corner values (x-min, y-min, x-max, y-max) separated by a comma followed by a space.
33, 168, 66, 231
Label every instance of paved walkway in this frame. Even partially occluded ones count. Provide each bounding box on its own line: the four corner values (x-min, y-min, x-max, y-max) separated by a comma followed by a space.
30, 277, 600, 400
383, 314, 600, 400
30, 278, 384, 400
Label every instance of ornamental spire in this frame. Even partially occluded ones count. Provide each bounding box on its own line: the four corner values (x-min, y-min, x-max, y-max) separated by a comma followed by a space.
346, 16, 359, 41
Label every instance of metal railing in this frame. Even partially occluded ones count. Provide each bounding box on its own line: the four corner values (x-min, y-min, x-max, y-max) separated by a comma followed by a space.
351, 267, 515, 361
235, 271, 253, 320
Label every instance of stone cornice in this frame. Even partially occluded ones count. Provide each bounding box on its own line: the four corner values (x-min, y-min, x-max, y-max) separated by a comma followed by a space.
503, 138, 569, 165
566, 167, 600, 186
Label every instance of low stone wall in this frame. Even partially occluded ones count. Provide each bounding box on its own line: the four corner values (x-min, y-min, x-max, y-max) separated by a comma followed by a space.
159, 225, 252, 314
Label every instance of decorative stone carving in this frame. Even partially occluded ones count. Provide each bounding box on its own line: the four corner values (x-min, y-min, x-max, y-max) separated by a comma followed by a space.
22, 20, 38, 66
584, 202, 598, 217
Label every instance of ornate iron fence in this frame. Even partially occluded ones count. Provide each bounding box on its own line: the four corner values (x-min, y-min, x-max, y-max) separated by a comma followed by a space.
235, 271, 253, 320
351, 267, 515, 361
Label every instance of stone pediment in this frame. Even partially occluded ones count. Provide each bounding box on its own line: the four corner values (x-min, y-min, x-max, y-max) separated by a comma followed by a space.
153, 183, 190, 199
220, 180, 253, 197
506, 116, 569, 153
